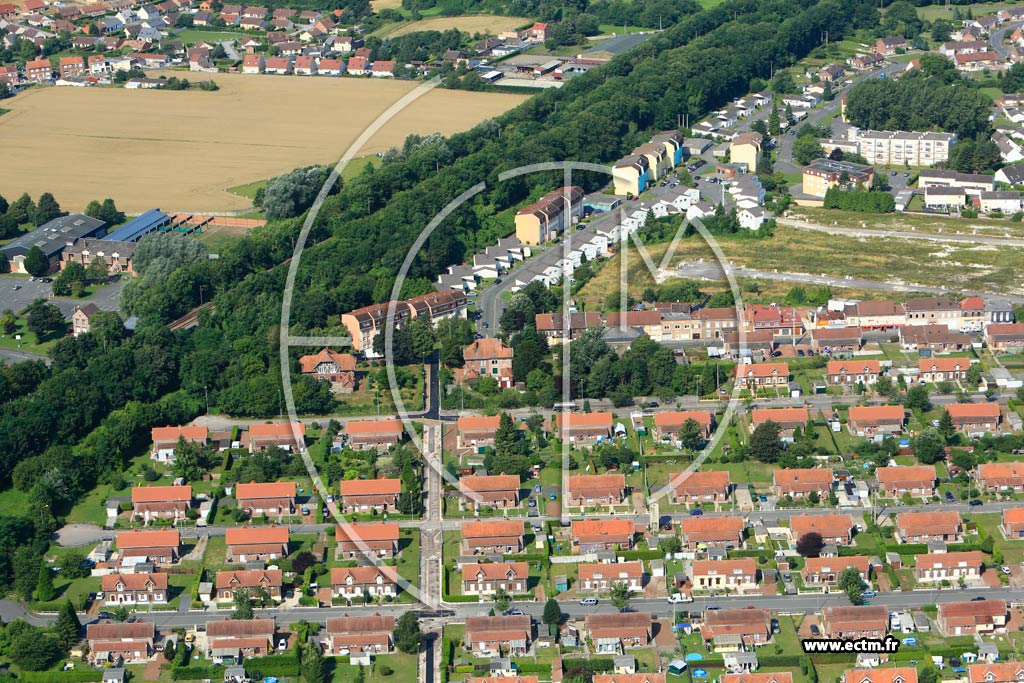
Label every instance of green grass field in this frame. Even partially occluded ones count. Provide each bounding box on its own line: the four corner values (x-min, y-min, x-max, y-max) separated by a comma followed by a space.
915, 1, 1022, 20
173, 29, 247, 44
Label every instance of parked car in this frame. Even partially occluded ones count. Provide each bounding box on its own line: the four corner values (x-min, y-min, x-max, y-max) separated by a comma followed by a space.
579, 598, 599, 606
971, 596, 987, 601
862, 590, 877, 598
969, 499, 983, 507
944, 492, 955, 503
549, 493, 557, 501
667, 594, 692, 603
1002, 566, 1013, 575
690, 508, 704, 516
809, 624, 821, 636
505, 609, 524, 616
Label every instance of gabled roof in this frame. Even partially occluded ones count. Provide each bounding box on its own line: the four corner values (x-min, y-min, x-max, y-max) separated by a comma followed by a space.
207, 618, 275, 637
915, 550, 983, 569
459, 474, 520, 493
152, 425, 208, 442
461, 520, 524, 539
330, 565, 399, 584
335, 522, 400, 543
567, 474, 626, 494
691, 558, 756, 575
751, 407, 808, 425
876, 465, 936, 486
848, 405, 904, 423
790, 513, 854, 538
572, 519, 635, 539
102, 573, 169, 591
87, 621, 156, 641
117, 529, 180, 549
215, 569, 283, 590
326, 613, 396, 635
946, 402, 1001, 419
345, 419, 404, 436
556, 412, 613, 429
249, 422, 306, 438
841, 667, 918, 683
462, 561, 529, 582
464, 338, 513, 360
225, 526, 288, 546
457, 415, 502, 432
235, 481, 297, 499
826, 360, 881, 375
131, 485, 191, 503
299, 348, 356, 373
736, 362, 789, 379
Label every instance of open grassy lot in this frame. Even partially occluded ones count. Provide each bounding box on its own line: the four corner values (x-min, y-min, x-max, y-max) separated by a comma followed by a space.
0, 73, 527, 213
173, 29, 248, 44
793, 206, 1024, 240
386, 14, 530, 37
578, 223, 1024, 300
915, 1, 1023, 20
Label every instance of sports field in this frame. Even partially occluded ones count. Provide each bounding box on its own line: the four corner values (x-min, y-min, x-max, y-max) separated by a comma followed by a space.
387, 14, 529, 37
0, 73, 527, 213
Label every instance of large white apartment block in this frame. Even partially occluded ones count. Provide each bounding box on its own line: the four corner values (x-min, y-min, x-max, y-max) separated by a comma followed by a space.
857, 130, 956, 167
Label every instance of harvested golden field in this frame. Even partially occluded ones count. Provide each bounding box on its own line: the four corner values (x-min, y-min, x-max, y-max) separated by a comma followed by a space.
388, 14, 530, 37
0, 73, 527, 213
370, 0, 405, 9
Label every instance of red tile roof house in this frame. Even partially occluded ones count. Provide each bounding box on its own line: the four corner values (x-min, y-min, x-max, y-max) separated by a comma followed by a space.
299, 348, 356, 393
338, 478, 401, 512
969, 663, 1024, 683
335, 522, 399, 559
876, 465, 936, 498
345, 419, 404, 451
772, 468, 833, 499
577, 561, 645, 593
680, 516, 744, 550
458, 474, 521, 509
207, 618, 276, 663
901, 326, 971, 353
87, 621, 155, 664
821, 605, 889, 639
462, 338, 514, 386
117, 529, 181, 566
347, 55, 369, 75
594, 676, 665, 683
234, 481, 296, 516
690, 558, 757, 594
225, 526, 289, 562
896, 510, 962, 543
826, 360, 882, 386
325, 614, 395, 658
841, 668, 917, 683
914, 550, 984, 584
456, 415, 502, 451
566, 473, 627, 508
571, 519, 635, 553
247, 422, 306, 452
318, 58, 344, 76
264, 56, 293, 74
461, 520, 524, 555
586, 612, 652, 655
215, 569, 283, 603
700, 608, 772, 652
847, 405, 905, 438
751, 407, 808, 442
669, 470, 731, 504
131, 484, 191, 522
241, 53, 264, 73
556, 412, 613, 448
101, 572, 169, 606
294, 54, 317, 75
946, 402, 1002, 435
653, 410, 714, 443
937, 599, 1007, 637
59, 55, 86, 78
371, 59, 396, 77
25, 57, 52, 82
918, 357, 969, 383
790, 513, 854, 546
330, 565, 400, 601
810, 327, 863, 354
801, 556, 871, 589
464, 615, 532, 657
1002, 507, 1024, 539
736, 362, 790, 387
0, 65, 18, 86
980, 462, 1024, 491
985, 323, 1024, 353
151, 425, 208, 462
462, 561, 530, 596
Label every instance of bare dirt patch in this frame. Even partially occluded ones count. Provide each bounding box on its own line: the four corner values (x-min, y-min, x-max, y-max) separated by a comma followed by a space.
388, 15, 530, 37
0, 73, 527, 213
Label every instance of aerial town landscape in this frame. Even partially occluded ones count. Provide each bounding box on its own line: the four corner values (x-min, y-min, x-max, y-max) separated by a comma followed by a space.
12, 0, 1024, 681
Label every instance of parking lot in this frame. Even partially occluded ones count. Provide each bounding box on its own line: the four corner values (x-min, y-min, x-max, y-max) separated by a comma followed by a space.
0, 274, 123, 317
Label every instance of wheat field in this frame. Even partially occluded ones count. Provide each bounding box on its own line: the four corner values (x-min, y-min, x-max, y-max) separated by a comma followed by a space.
387, 15, 529, 37
0, 73, 527, 213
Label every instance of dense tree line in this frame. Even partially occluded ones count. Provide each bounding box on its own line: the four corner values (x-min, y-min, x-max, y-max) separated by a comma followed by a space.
822, 185, 895, 212
844, 54, 991, 138
365, 29, 464, 64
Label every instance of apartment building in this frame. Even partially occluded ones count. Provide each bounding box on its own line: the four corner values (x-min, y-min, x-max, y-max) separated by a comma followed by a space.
857, 130, 956, 166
